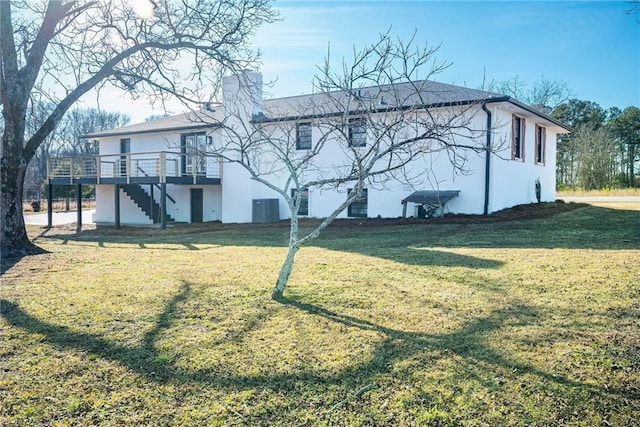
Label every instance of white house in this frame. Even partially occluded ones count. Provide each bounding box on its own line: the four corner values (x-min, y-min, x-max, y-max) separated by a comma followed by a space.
47, 71, 571, 227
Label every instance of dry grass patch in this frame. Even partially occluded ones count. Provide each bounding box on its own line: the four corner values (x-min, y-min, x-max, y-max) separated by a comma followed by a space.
1, 203, 639, 425
556, 187, 640, 197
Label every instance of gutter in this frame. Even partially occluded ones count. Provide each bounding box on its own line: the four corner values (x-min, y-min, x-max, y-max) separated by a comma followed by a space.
253, 97, 510, 125
481, 102, 492, 216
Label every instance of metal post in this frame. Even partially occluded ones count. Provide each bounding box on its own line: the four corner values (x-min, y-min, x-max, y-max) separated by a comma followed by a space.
160, 183, 166, 230
126, 154, 131, 184
192, 154, 197, 184
76, 184, 82, 228
150, 184, 155, 223
159, 152, 166, 183
96, 155, 101, 184
47, 181, 53, 228
115, 184, 121, 229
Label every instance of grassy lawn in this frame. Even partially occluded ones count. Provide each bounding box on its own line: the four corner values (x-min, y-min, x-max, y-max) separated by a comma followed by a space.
556, 187, 640, 197
1, 203, 639, 426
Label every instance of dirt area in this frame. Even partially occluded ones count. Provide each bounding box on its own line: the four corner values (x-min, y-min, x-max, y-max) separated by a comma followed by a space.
35, 201, 588, 239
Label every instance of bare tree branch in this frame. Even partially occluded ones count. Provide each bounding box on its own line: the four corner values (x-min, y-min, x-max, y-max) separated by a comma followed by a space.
209, 33, 494, 299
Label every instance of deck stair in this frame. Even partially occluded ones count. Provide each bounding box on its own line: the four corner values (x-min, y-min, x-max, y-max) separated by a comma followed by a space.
121, 184, 175, 224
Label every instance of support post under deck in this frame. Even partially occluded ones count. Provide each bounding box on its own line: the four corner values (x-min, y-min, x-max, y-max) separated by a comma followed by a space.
115, 184, 121, 229
47, 181, 53, 228
150, 184, 155, 223
160, 183, 166, 230
76, 183, 82, 228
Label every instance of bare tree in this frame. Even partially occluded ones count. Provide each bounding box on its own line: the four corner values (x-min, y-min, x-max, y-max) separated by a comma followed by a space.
58, 108, 130, 156
1, 0, 275, 258
625, 0, 640, 15
572, 124, 617, 190
609, 106, 640, 186
215, 33, 493, 299
495, 75, 572, 113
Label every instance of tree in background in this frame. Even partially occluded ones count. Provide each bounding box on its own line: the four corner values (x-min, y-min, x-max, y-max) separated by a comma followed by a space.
571, 125, 616, 190
27, 107, 131, 207
552, 100, 607, 187
217, 33, 493, 299
25, 106, 130, 191
58, 108, 130, 157
1, 0, 276, 258
609, 107, 640, 186
494, 75, 573, 114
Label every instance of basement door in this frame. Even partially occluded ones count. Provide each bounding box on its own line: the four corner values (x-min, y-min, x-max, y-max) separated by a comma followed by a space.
191, 188, 204, 223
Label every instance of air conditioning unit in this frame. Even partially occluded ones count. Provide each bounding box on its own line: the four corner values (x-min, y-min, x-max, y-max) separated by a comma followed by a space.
415, 204, 441, 218
252, 199, 280, 223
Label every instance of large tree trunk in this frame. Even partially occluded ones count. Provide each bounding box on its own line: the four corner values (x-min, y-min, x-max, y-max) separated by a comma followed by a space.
1, 152, 46, 259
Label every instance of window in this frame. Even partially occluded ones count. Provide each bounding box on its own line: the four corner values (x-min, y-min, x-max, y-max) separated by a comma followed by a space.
535, 125, 546, 165
348, 118, 366, 147
119, 138, 130, 176
512, 115, 526, 160
296, 122, 312, 150
347, 188, 368, 217
291, 188, 309, 216
181, 132, 207, 174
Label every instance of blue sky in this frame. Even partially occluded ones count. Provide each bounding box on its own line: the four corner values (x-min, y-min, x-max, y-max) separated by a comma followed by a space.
84, 1, 638, 122
252, 0, 638, 110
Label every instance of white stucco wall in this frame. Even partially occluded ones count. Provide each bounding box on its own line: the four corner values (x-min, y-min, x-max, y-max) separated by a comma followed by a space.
214, 105, 493, 221
94, 185, 153, 225
218, 102, 562, 221
488, 106, 559, 213
92, 88, 564, 225
94, 183, 222, 224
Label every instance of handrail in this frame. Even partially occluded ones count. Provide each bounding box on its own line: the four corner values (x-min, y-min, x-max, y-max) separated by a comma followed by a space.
136, 165, 177, 204
48, 150, 221, 181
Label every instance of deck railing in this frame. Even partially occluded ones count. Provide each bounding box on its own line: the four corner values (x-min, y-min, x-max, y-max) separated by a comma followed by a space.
47, 151, 222, 184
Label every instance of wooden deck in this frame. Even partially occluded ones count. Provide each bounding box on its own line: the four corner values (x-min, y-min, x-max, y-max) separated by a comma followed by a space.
47, 151, 221, 185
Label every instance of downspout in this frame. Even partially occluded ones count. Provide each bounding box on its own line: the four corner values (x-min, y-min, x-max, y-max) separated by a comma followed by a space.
481, 102, 492, 215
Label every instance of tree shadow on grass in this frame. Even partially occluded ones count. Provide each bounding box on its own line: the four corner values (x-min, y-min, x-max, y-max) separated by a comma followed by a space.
1, 228, 52, 275
1, 283, 628, 405
32, 205, 640, 266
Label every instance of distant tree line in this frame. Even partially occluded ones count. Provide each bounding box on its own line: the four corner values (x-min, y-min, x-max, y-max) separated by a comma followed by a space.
553, 102, 639, 190
22, 105, 130, 200
495, 77, 639, 190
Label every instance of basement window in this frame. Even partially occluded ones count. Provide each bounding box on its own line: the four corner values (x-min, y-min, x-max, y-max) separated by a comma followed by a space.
347, 188, 368, 217
291, 188, 309, 216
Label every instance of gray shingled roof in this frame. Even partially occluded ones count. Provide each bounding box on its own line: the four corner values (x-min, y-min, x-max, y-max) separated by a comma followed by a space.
261, 80, 506, 121
84, 109, 221, 138
85, 78, 570, 138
